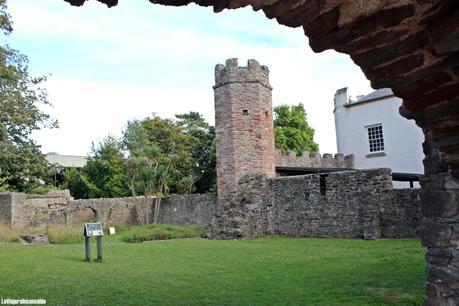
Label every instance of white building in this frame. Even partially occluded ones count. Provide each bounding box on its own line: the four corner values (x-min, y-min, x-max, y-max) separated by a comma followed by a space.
334, 87, 424, 188
46, 153, 87, 168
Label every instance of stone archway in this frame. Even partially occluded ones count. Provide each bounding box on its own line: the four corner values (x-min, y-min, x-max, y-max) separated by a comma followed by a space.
73, 206, 98, 223
61, 1, 459, 304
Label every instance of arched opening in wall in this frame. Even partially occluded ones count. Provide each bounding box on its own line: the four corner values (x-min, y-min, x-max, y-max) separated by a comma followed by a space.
73, 207, 98, 224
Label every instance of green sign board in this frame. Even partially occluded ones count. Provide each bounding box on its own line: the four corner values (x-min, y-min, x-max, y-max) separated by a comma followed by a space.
84, 222, 104, 237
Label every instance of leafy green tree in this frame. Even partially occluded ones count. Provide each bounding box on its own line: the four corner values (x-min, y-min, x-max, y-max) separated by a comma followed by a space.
0, 166, 9, 192
177, 176, 195, 194
63, 136, 129, 199
274, 103, 319, 154
83, 136, 128, 198
123, 115, 194, 194
126, 145, 173, 224
175, 112, 216, 193
63, 167, 98, 199
0, 1, 57, 192
0, 0, 12, 35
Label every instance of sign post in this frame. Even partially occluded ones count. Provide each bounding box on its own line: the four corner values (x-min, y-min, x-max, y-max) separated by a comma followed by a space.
96, 236, 103, 262
85, 236, 91, 262
83, 222, 104, 262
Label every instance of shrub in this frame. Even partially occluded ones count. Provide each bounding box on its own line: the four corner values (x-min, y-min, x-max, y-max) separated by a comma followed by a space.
119, 224, 204, 243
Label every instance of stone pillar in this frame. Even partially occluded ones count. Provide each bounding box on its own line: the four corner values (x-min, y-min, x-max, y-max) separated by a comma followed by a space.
9, 193, 27, 229
362, 203, 381, 240
213, 58, 275, 238
402, 98, 459, 305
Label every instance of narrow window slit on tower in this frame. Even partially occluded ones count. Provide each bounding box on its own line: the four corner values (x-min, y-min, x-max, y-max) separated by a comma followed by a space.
265, 111, 269, 117
243, 109, 248, 115
320, 174, 328, 196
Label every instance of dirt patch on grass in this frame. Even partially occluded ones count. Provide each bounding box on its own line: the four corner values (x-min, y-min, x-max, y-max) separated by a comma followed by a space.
367, 287, 418, 304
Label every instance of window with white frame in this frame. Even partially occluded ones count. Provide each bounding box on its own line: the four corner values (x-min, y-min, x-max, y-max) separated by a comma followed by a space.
367, 124, 385, 152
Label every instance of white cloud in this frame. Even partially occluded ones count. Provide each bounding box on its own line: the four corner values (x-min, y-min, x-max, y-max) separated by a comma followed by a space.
13, 0, 372, 156
32, 76, 214, 155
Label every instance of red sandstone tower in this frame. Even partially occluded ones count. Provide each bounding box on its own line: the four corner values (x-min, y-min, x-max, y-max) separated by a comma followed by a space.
214, 58, 276, 201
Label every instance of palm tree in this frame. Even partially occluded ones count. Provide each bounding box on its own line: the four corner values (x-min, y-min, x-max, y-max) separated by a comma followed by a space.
126, 145, 161, 225
152, 163, 170, 224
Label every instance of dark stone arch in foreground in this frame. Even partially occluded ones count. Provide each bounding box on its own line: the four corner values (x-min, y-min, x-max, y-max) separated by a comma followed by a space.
61, 1, 459, 304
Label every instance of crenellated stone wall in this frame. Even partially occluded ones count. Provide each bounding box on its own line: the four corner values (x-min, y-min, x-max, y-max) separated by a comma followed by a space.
275, 150, 354, 169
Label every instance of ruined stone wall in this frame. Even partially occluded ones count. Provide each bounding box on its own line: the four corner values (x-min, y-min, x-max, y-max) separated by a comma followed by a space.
216, 173, 271, 238
68, 193, 217, 229
275, 150, 354, 169
159, 194, 216, 232
381, 189, 422, 238
2, 172, 420, 239
214, 58, 276, 202
229, 169, 422, 239
266, 169, 393, 238
2, 191, 217, 230
67, 197, 146, 226
22, 190, 74, 228
0, 193, 13, 224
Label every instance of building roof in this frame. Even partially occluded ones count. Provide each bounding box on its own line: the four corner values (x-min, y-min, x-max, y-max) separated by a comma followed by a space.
46, 153, 87, 168
276, 166, 421, 183
356, 88, 394, 103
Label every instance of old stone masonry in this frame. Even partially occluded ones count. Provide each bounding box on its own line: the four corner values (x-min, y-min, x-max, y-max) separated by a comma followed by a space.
0, 59, 421, 241
212, 59, 421, 239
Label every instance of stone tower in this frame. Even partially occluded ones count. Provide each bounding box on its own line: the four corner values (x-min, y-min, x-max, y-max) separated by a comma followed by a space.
214, 58, 276, 202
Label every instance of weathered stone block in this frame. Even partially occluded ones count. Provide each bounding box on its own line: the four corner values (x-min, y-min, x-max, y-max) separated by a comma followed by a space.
421, 189, 459, 218
420, 220, 452, 248
352, 31, 428, 70
427, 264, 459, 284
303, 6, 339, 39
20, 234, 49, 245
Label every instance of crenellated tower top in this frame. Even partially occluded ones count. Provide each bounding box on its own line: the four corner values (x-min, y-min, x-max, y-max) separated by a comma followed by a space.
214, 58, 272, 90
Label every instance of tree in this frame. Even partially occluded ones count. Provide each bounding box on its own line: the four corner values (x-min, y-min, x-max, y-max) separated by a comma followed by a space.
0, 166, 8, 192
83, 136, 128, 198
62, 167, 98, 199
126, 145, 173, 224
123, 115, 194, 194
0, 1, 57, 192
63, 136, 129, 199
175, 112, 216, 193
0, 0, 12, 35
274, 103, 319, 154
178, 176, 195, 194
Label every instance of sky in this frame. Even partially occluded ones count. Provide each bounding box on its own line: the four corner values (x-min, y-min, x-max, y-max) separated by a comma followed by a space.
5, 0, 373, 156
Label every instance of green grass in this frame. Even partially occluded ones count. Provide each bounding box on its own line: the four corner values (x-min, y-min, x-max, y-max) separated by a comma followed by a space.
0, 237, 425, 305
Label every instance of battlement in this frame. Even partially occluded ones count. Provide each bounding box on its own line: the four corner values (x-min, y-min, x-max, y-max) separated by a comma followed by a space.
214, 58, 272, 90
275, 150, 354, 169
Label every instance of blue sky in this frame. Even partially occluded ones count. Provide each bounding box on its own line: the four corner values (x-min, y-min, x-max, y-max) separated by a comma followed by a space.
6, 0, 372, 155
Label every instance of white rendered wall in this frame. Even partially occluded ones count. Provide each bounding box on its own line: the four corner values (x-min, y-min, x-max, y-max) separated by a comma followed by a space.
334, 89, 425, 188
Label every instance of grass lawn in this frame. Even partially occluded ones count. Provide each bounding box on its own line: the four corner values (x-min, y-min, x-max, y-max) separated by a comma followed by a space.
0, 237, 425, 305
